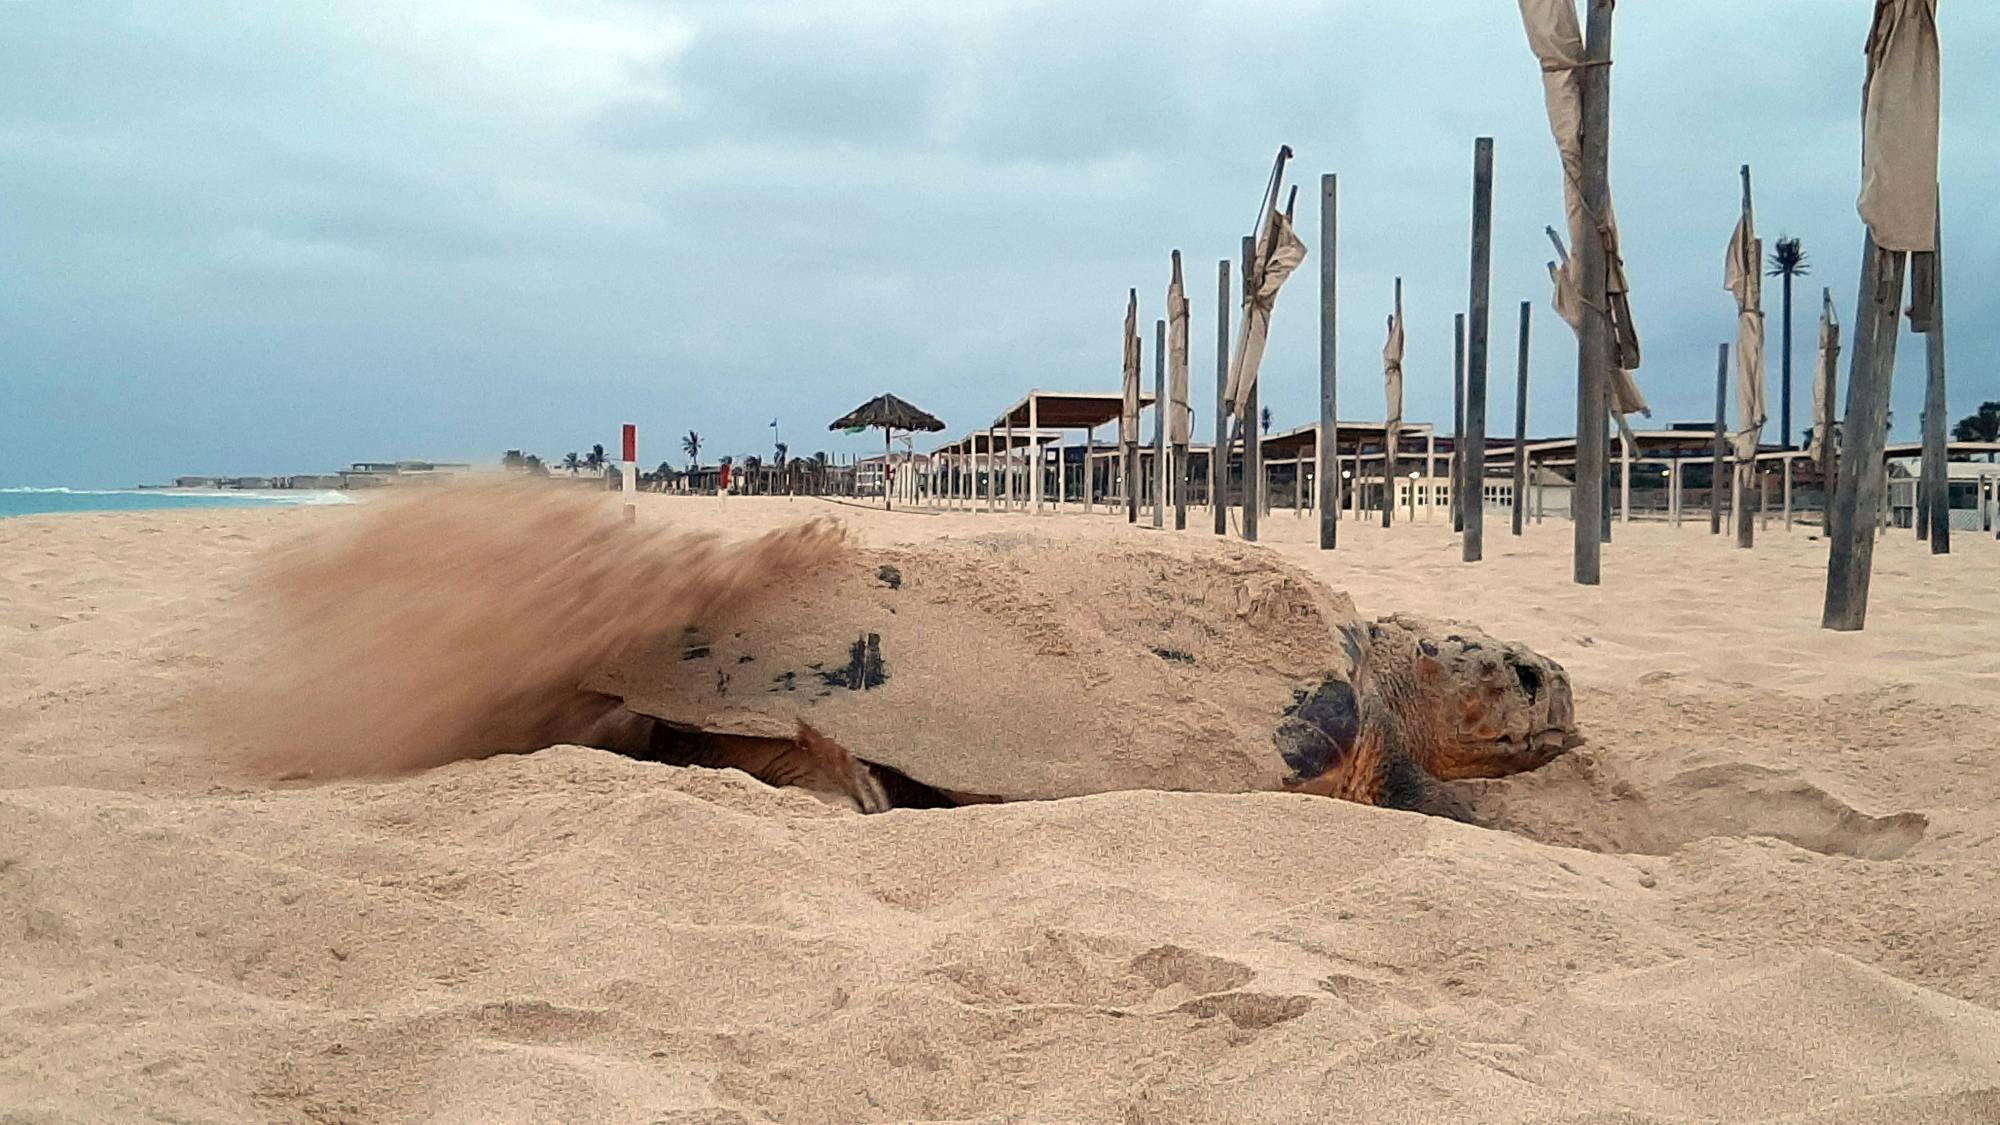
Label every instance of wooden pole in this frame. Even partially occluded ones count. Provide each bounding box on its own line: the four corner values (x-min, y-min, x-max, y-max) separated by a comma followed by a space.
1153, 317, 1167, 528
1241, 235, 1260, 543
1173, 434, 1188, 529
1320, 173, 1339, 549
1005, 412, 1018, 511
1619, 426, 1631, 524
1085, 428, 1096, 513
1711, 343, 1728, 534
1823, 234, 1906, 631
1214, 259, 1230, 535
1054, 434, 1065, 512
1819, 286, 1844, 523
1464, 137, 1494, 563
1572, 0, 1615, 584
1783, 457, 1794, 530
986, 430, 997, 513
1125, 316, 1139, 524
1030, 396, 1043, 513
1424, 433, 1435, 520
1919, 205, 1949, 554
1513, 300, 1531, 536
1452, 312, 1466, 533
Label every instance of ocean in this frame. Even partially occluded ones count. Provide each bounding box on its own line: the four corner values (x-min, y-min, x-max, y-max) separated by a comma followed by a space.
0, 487, 355, 519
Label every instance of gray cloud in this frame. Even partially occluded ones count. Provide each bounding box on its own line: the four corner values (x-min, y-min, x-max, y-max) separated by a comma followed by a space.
0, 0, 1993, 488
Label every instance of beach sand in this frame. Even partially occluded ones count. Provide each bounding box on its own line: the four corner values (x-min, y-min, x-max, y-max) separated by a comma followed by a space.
3, 495, 1998, 1122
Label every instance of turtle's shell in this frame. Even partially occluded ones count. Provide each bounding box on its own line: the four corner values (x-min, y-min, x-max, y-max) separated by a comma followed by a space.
591, 531, 1367, 801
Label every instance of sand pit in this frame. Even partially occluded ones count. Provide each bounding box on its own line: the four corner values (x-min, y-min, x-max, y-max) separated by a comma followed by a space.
4, 494, 1999, 1122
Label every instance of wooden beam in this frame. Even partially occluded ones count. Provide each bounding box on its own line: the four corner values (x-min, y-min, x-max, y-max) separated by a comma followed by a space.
1213, 259, 1230, 535
1823, 235, 1906, 631
1572, 0, 1615, 585
1513, 300, 1531, 536
1464, 137, 1494, 563
1153, 317, 1167, 529
1320, 173, 1339, 549
1711, 343, 1728, 534
1241, 235, 1260, 543
1919, 203, 1950, 554
1452, 312, 1466, 533
1737, 165, 1758, 550
1030, 396, 1043, 512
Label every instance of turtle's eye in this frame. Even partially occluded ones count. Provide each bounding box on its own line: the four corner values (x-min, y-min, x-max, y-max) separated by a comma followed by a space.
1513, 661, 1543, 701
1274, 677, 1360, 781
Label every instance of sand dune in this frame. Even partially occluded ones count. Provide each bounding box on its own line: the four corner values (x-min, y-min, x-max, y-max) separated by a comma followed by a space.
3, 496, 1998, 1122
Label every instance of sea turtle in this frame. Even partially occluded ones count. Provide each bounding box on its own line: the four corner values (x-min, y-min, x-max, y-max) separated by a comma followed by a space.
579, 531, 1578, 821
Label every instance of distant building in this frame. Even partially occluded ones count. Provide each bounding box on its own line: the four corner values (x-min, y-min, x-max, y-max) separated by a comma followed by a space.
1888, 459, 2000, 531
174, 476, 218, 489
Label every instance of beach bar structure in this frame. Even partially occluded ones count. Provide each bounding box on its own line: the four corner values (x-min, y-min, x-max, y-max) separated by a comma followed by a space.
930, 391, 1160, 513
912, 375, 1999, 537
1474, 431, 2000, 531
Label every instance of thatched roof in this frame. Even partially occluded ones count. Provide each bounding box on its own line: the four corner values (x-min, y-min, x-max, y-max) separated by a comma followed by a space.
829, 393, 946, 433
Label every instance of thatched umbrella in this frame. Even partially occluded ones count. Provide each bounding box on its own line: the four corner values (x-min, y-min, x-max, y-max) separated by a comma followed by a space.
830, 393, 946, 510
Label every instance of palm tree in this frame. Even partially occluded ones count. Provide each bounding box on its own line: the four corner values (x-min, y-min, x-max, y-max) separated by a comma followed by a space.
585, 443, 606, 474
1951, 401, 2000, 444
562, 451, 581, 475
681, 431, 702, 471
1767, 237, 1811, 451
742, 455, 763, 495
1259, 405, 1272, 436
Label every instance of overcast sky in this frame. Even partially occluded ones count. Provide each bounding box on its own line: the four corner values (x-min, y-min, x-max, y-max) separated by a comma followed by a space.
2, 0, 1992, 487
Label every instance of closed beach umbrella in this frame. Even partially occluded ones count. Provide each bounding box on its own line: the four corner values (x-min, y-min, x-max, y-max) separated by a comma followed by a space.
1518, 0, 1648, 419
1167, 252, 1192, 445
1725, 193, 1767, 461
1810, 288, 1841, 466
1383, 285, 1406, 444
828, 393, 947, 511
1859, 0, 1940, 254
1225, 162, 1308, 422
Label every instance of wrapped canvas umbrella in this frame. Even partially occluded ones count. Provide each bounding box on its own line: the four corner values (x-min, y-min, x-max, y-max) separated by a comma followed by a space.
1725, 166, 1767, 549
1810, 287, 1842, 505
1167, 250, 1193, 530
1521, 1, 1643, 379
1519, 0, 1643, 579
1826, 0, 1941, 629
828, 394, 946, 511
1224, 157, 1309, 423
1383, 279, 1406, 528
1224, 146, 1308, 542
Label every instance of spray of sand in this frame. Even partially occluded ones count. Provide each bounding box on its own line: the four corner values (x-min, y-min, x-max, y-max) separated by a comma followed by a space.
203, 482, 846, 778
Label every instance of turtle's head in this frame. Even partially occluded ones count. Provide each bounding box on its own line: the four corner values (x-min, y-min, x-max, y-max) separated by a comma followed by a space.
1364, 614, 1581, 782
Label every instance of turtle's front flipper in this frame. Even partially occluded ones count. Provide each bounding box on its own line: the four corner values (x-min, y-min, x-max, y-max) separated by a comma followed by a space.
795, 721, 891, 814
1280, 699, 1471, 823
